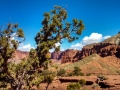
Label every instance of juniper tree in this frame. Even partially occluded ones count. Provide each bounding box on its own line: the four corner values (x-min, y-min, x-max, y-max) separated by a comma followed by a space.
0, 23, 24, 88
35, 5, 84, 67
7, 48, 44, 90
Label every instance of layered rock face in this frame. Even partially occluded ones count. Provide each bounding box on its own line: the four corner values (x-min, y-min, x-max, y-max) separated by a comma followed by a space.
9, 50, 29, 63
51, 51, 63, 60
61, 49, 80, 63
61, 43, 120, 63
79, 43, 120, 59
61, 33, 120, 64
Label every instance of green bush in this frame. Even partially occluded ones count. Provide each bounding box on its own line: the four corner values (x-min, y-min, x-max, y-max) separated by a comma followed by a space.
74, 66, 81, 75
67, 82, 81, 90
78, 79, 86, 86
41, 70, 55, 84
57, 69, 66, 76
67, 66, 84, 76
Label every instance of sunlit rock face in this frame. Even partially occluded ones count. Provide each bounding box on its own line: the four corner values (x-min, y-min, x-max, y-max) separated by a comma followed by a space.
61, 49, 80, 64
61, 33, 120, 64
51, 51, 63, 60
8, 50, 29, 63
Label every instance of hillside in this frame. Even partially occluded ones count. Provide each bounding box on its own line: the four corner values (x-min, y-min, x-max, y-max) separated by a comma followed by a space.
60, 54, 120, 75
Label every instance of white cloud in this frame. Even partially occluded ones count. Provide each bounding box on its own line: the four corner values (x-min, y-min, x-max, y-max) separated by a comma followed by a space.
82, 33, 103, 45
71, 43, 83, 50
18, 44, 34, 52
70, 32, 111, 50
103, 35, 111, 39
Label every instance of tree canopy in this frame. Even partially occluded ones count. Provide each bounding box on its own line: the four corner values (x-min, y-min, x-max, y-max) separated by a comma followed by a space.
35, 5, 84, 66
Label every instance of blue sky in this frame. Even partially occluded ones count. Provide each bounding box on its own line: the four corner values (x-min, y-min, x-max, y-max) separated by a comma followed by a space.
0, 0, 120, 51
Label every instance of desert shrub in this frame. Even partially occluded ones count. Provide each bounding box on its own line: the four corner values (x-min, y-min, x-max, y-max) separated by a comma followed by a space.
116, 70, 120, 75
73, 66, 84, 76
97, 75, 108, 81
57, 69, 66, 76
67, 66, 84, 76
86, 73, 91, 76
78, 79, 86, 86
67, 82, 81, 90
74, 66, 81, 75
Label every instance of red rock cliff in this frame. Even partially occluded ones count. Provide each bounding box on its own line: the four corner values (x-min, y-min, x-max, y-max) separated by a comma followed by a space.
9, 50, 29, 63
61, 43, 120, 64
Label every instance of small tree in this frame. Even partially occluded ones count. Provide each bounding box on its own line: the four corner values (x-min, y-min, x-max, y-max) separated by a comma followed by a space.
73, 66, 84, 76
0, 23, 24, 89
35, 5, 84, 67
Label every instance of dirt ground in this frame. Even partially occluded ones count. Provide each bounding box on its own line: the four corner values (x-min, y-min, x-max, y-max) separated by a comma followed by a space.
37, 75, 120, 90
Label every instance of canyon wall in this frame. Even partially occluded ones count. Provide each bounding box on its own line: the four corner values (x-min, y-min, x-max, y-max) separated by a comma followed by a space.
61, 43, 120, 64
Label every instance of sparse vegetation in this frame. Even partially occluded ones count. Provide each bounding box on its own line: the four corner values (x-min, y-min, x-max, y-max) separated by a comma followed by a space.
67, 66, 84, 76
62, 54, 98, 70
57, 69, 66, 76
78, 79, 86, 86
67, 82, 81, 90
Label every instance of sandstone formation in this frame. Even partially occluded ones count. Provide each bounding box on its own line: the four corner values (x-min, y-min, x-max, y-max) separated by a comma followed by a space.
51, 51, 63, 60
61, 49, 80, 63
61, 43, 120, 64
8, 50, 29, 63
61, 33, 120, 64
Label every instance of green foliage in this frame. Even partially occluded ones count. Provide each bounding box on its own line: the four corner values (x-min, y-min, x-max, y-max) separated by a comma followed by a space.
73, 66, 81, 76
57, 69, 66, 76
40, 70, 55, 84
35, 5, 84, 67
78, 79, 86, 86
67, 82, 81, 90
67, 66, 84, 76
0, 5, 84, 89
7, 49, 43, 89
0, 23, 25, 89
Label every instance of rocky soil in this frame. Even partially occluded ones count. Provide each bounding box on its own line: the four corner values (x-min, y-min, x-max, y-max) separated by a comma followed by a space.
39, 75, 120, 90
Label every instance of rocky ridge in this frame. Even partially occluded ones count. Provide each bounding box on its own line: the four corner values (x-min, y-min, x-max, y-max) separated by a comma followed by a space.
60, 33, 120, 63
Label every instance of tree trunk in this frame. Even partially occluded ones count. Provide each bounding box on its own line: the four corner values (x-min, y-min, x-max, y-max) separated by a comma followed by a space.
46, 83, 50, 90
